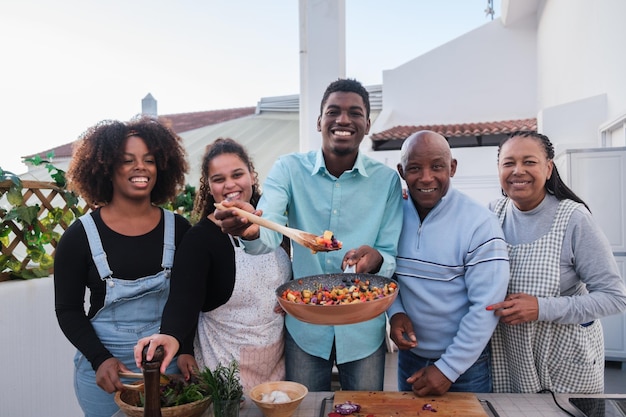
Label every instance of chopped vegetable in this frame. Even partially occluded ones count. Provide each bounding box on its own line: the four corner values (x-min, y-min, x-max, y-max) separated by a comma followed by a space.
315, 230, 342, 249
422, 403, 438, 412
333, 401, 361, 415
280, 280, 397, 306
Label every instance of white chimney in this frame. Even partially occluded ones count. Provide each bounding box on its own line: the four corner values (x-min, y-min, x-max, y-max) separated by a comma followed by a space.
299, 0, 346, 152
142, 93, 157, 116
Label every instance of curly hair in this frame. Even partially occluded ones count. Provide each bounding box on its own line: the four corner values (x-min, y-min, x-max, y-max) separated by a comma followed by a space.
192, 138, 261, 219
320, 78, 370, 118
498, 131, 590, 211
67, 115, 188, 206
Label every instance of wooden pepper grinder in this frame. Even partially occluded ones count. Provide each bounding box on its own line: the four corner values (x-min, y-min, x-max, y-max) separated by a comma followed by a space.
141, 344, 164, 417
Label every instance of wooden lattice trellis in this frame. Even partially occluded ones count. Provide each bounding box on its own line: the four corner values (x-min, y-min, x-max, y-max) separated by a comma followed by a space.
0, 180, 91, 281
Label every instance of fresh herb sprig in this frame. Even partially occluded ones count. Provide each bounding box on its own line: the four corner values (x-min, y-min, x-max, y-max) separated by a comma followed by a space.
197, 360, 243, 402
131, 360, 242, 409
161, 377, 207, 406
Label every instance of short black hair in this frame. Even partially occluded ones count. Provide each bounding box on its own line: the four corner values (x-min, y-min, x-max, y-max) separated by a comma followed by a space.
319, 78, 370, 118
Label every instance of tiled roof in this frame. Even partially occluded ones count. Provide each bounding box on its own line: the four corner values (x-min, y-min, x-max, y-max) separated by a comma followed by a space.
159, 107, 256, 133
371, 118, 537, 141
32, 142, 75, 160
25, 107, 257, 159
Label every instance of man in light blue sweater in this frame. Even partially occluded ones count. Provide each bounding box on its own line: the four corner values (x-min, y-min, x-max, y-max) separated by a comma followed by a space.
388, 130, 509, 396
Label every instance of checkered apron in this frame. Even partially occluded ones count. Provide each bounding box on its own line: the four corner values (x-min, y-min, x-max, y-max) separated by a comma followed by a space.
491, 198, 604, 393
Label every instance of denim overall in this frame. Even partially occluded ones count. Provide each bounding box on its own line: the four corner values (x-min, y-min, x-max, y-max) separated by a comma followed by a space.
73, 210, 179, 417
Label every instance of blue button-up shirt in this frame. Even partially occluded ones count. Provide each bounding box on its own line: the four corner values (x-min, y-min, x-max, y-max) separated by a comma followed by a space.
243, 150, 403, 363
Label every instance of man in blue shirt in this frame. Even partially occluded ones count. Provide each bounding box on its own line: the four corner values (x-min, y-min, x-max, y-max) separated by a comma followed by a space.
388, 130, 509, 396
217, 78, 403, 391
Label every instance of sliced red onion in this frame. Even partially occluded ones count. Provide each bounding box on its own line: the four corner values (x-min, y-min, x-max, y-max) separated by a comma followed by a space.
334, 401, 361, 414
422, 403, 437, 412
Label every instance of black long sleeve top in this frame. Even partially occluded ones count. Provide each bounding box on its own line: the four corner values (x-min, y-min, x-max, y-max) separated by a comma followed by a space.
159, 217, 236, 354
53, 208, 191, 371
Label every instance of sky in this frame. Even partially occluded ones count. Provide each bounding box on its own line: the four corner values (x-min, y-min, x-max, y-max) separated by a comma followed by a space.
1, 0, 498, 174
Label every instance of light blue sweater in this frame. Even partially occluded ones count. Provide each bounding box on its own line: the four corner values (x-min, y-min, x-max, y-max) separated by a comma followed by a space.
388, 187, 509, 382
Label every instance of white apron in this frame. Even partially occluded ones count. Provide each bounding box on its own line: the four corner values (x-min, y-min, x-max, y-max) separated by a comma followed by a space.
194, 235, 292, 392
491, 198, 604, 393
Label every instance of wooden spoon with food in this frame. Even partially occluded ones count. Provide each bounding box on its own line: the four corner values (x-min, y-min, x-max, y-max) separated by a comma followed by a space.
214, 202, 341, 253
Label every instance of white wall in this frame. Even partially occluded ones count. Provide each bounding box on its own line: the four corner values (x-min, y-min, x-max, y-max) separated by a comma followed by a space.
376, 16, 537, 130
366, 1, 626, 207
0, 277, 82, 417
536, 0, 626, 151
537, 0, 626, 124
450, 147, 502, 206
364, 14, 537, 206
540, 93, 608, 152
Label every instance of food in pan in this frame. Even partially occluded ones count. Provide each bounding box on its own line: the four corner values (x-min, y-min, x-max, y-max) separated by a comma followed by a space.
280, 277, 397, 306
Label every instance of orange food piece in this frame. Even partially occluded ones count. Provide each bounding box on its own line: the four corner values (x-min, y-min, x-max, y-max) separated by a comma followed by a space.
315, 230, 342, 249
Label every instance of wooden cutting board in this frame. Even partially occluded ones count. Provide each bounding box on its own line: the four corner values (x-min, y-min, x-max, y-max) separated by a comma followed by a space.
332, 391, 488, 416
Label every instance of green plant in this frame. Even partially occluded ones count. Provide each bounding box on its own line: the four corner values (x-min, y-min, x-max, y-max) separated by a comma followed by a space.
137, 375, 209, 407
0, 153, 84, 280
133, 361, 243, 410
197, 360, 243, 403
173, 184, 196, 213
161, 184, 196, 221
0, 155, 194, 281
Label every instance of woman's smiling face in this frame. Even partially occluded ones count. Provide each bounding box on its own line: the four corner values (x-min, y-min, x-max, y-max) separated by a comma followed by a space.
498, 136, 554, 211
111, 135, 157, 202
207, 153, 254, 204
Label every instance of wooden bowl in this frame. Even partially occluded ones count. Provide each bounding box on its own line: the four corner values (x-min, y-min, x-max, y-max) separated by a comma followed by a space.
275, 273, 398, 325
249, 381, 308, 417
114, 380, 211, 417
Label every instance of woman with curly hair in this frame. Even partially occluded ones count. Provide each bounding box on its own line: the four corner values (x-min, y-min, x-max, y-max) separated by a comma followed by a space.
54, 116, 192, 417
136, 138, 292, 392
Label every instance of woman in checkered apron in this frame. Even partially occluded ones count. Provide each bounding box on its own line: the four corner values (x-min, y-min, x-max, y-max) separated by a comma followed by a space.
486, 131, 626, 393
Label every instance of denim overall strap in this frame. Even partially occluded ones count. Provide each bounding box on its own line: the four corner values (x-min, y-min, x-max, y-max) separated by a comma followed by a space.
79, 210, 175, 279
78, 213, 113, 280
161, 209, 175, 275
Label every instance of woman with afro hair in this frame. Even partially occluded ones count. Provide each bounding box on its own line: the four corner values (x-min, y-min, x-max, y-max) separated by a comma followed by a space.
54, 116, 192, 417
